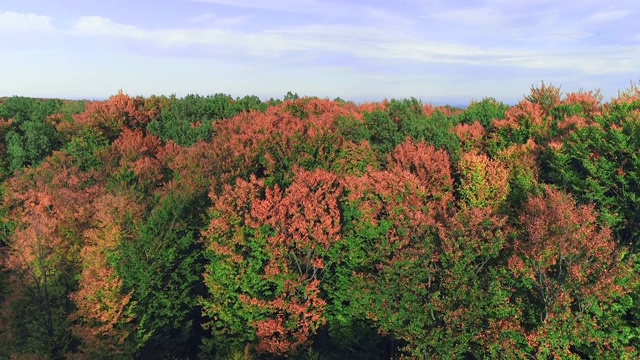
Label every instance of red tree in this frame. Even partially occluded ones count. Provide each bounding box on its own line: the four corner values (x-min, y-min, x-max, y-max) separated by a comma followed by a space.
203, 168, 343, 356
509, 186, 637, 358
1, 152, 101, 357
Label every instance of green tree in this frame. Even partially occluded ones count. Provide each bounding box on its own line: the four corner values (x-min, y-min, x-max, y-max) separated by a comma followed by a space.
0, 97, 65, 176
62, 126, 110, 172
542, 100, 640, 247
115, 193, 206, 359
148, 93, 267, 146
456, 97, 509, 131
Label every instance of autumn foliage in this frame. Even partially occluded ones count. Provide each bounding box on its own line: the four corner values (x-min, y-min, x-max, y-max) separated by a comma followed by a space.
509, 186, 636, 358
1, 83, 640, 359
202, 168, 342, 356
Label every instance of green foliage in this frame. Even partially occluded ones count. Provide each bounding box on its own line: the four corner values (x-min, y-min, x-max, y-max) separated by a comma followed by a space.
337, 99, 460, 165
106, 167, 148, 205
3, 270, 78, 359
542, 106, 640, 246
526, 81, 562, 114
114, 193, 206, 358
457, 97, 509, 131
264, 130, 342, 188
363, 105, 404, 157
331, 139, 379, 176
235, 95, 269, 113
62, 126, 109, 171
2, 88, 640, 359
0, 97, 60, 125
148, 93, 268, 146
321, 206, 398, 358
550, 102, 584, 121
0, 97, 66, 176
146, 94, 215, 146
57, 99, 88, 120
201, 222, 271, 357
418, 109, 462, 163
337, 106, 400, 162
4, 131, 26, 173
283, 91, 300, 101
6, 117, 60, 172
504, 167, 539, 211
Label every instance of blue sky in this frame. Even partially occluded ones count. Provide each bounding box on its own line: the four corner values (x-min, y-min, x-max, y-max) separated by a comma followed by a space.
1, 0, 638, 104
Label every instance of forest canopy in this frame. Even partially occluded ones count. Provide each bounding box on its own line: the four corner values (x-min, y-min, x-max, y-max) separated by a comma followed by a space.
1, 82, 640, 359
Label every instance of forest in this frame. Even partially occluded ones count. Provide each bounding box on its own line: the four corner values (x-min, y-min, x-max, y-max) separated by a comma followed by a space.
0, 82, 639, 359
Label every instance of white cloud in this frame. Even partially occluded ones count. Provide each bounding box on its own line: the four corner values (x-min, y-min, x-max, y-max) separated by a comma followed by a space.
188, 12, 215, 23
515, 28, 592, 43
497, 50, 639, 74
0, 11, 55, 32
65, 15, 640, 75
4, 3, 639, 102
427, 7, 507, 26
75, 16, 144, 38
584, 9, 631, 24
188, 0, 330, 13
187, 12, 250, 26
363, 7, 414, 27
3, 9, 639, 80
73, 16, 236, 49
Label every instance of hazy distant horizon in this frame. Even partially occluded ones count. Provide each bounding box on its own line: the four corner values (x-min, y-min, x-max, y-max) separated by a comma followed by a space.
0, 92, 504, 108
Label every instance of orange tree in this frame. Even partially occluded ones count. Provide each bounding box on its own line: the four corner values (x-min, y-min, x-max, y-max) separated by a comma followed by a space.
508, 186, 637, 358
201, 168, 343, 357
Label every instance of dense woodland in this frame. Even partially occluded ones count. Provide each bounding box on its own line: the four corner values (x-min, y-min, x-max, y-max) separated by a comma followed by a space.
1, 83, 640, 359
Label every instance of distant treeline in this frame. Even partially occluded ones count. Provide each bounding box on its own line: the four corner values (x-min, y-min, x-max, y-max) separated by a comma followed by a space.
1, 83, 640, 359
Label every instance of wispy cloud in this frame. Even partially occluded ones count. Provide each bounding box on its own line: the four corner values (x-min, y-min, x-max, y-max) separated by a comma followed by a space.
584, 9, 632, 24
72, 16, 291, 55
0, 11, 55, 33
427, 6, 508, 26
2, 1, 639, 101
75, 16, 144, 38
186, 12, 250, 26
188, 0, 331, 14
0, 9, 615, 76
64, 14, 639, 75
514, 28, 592, 43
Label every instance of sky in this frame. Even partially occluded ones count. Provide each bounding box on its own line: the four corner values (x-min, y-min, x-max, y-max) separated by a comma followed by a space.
1, 0, 638, 105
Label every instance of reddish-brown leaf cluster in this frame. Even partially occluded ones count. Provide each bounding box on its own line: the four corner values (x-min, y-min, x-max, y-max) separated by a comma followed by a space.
249, 168, 342, 275
454, 121, 486, 151
562, 90, 603, 118
111, 129, 164, 188
2, 89, 638, 359
205, 168, 342, 355
508, 186, 635, 356
251, 279, 326, 355
494, 100, 550, 138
